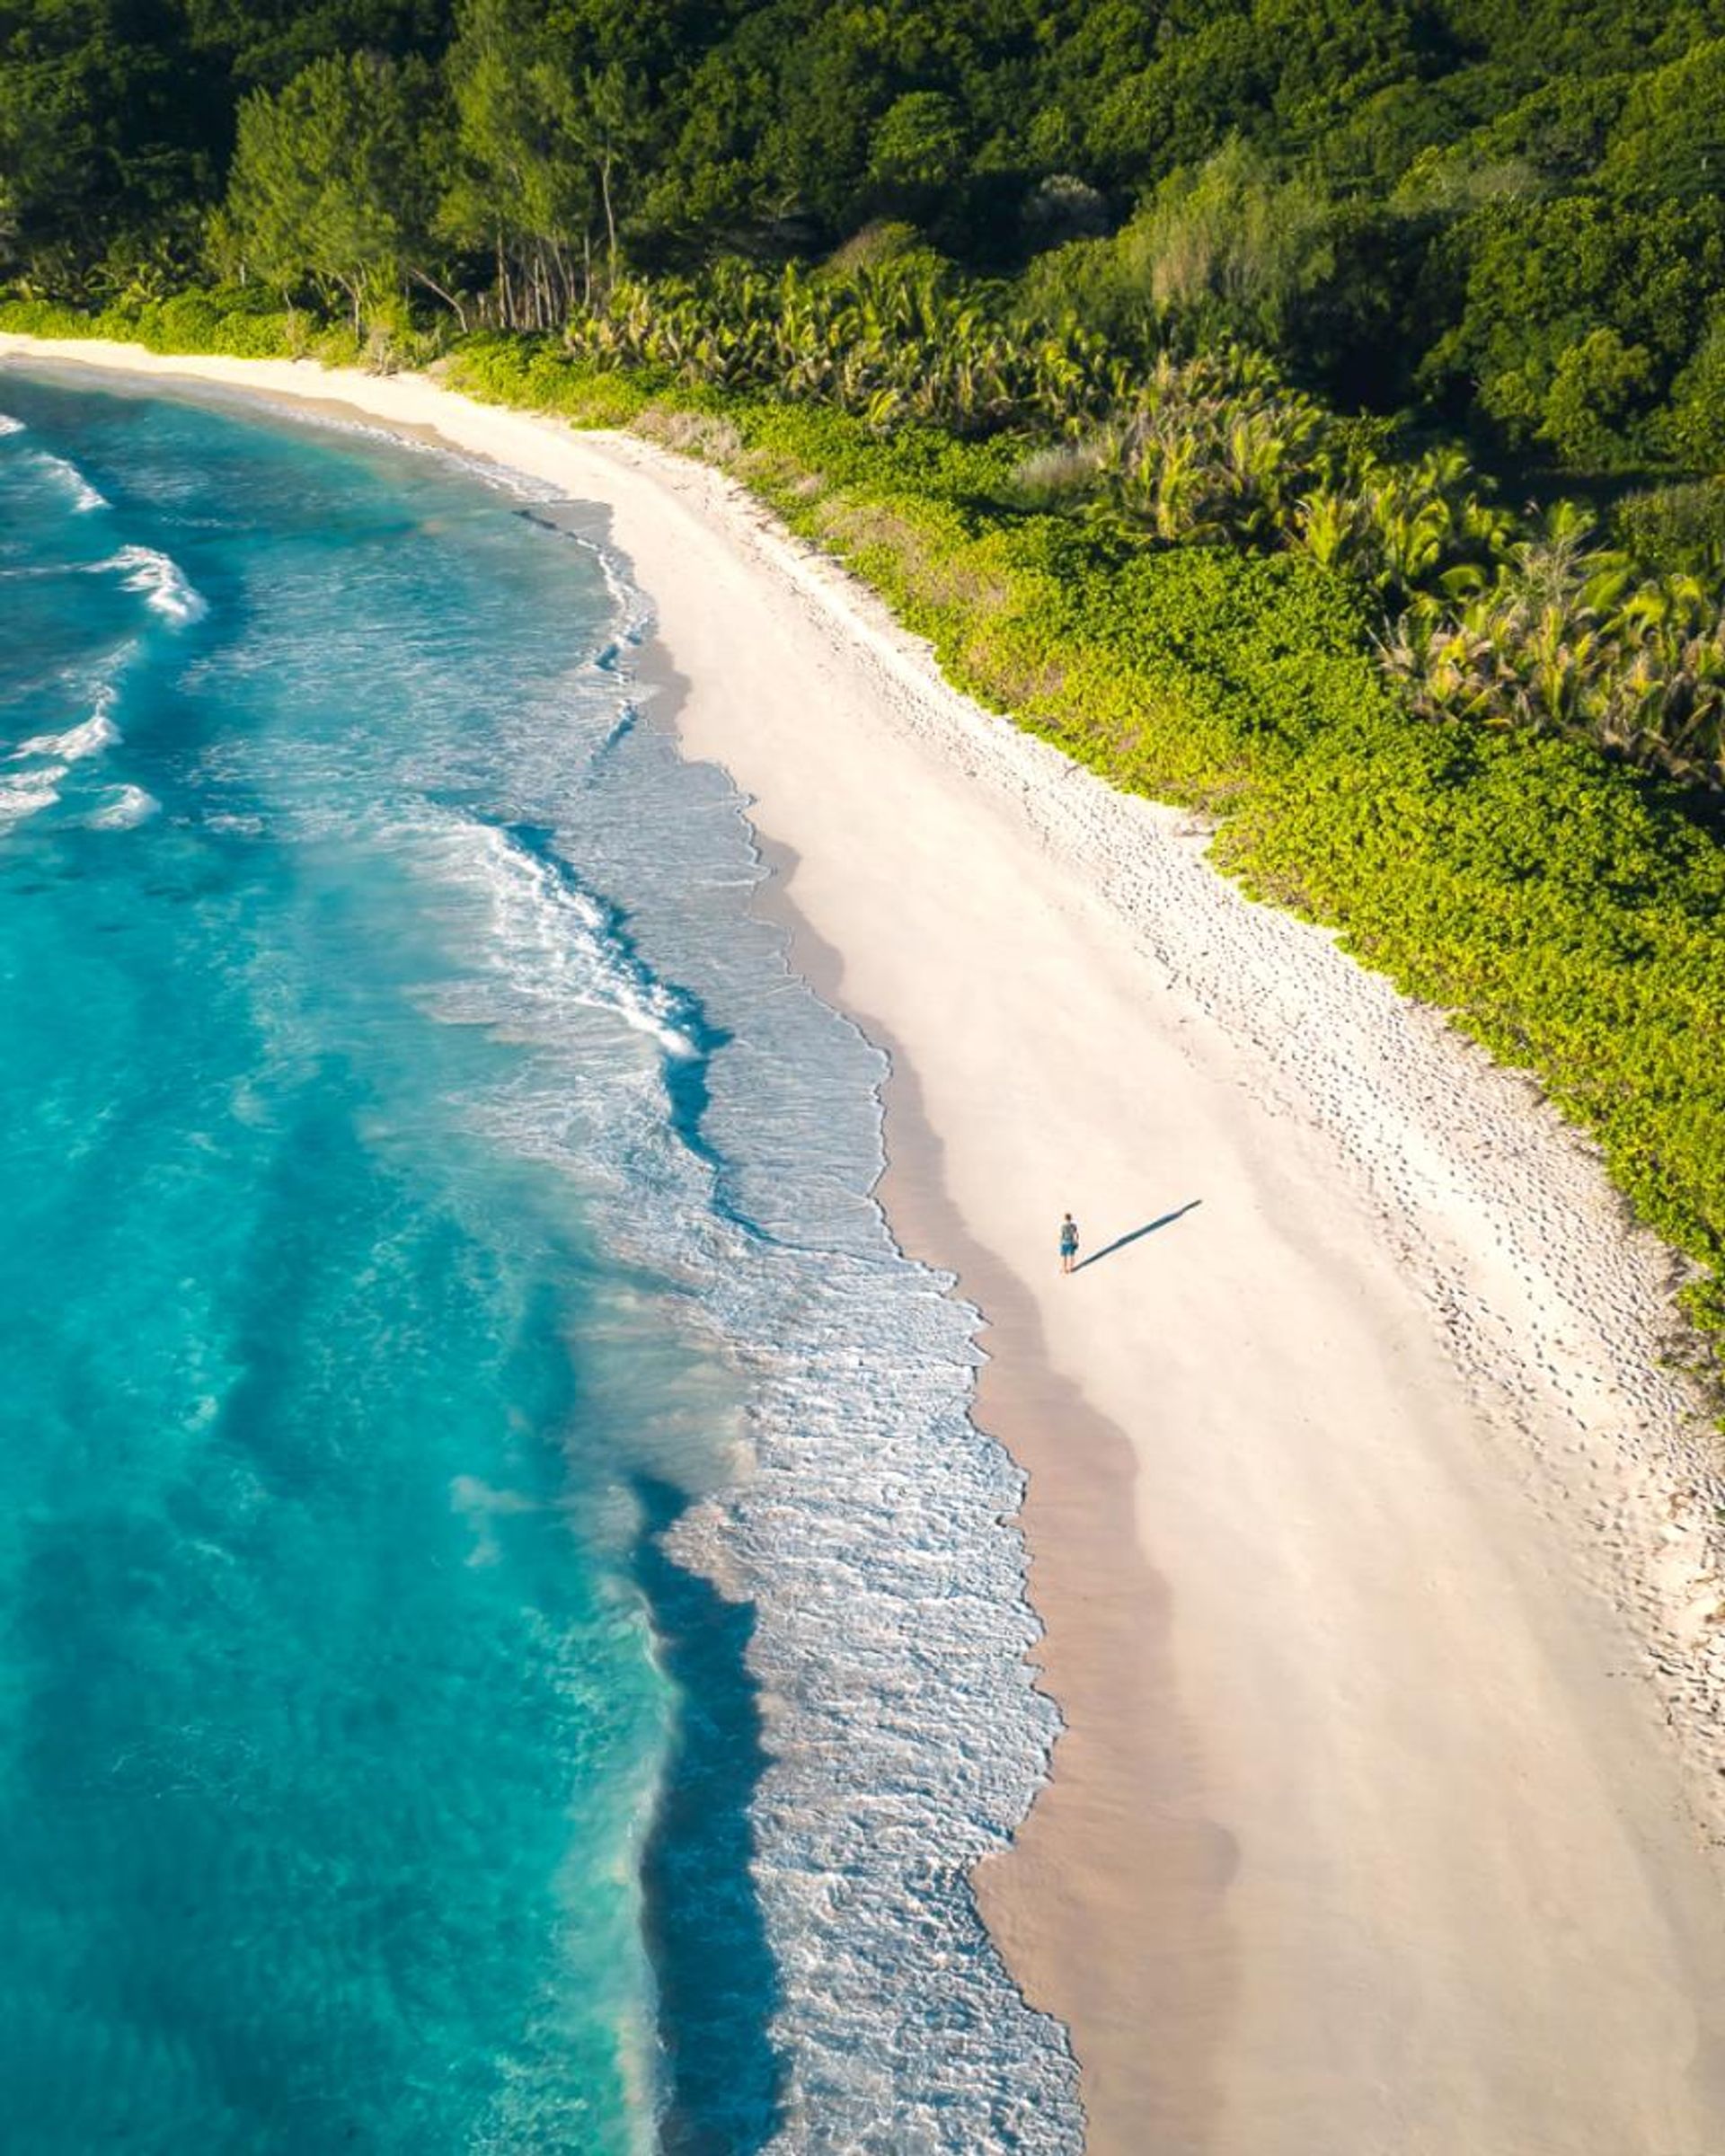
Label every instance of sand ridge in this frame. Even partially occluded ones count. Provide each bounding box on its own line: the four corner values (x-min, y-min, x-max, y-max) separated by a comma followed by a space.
8, 336, 1725, 2153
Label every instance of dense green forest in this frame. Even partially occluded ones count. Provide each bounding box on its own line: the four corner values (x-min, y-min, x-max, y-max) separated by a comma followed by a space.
7, 0, 1725, 480
7, 0, 1725, 1378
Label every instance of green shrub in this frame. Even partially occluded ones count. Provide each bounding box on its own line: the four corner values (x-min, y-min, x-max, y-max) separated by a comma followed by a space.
1612, 481, 1725, 579
0, 298, 101, 338
444, 338, 654, 427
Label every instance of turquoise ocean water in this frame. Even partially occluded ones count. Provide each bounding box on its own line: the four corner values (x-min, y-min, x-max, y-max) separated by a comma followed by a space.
0, 371, 1081, 2153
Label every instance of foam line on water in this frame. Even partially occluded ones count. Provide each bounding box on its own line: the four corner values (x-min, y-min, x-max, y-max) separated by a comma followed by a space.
417, 815, 702, 1064
30, 448, 107, 512
0, 412, 23, 437
509, 508, 656, 669
574, 528, 655, 660
84, 784, 159, 829
93, 545, 207, 626
14, 685, 122, 764
384, 542, 1084, 2145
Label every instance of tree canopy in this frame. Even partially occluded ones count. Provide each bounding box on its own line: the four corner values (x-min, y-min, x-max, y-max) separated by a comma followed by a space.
4, 0, 1725, 475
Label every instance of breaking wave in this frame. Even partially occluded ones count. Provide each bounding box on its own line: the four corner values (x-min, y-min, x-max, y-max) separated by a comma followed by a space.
31, 449, 107, 513
97, 544, 207, 625
14, 687, 122, 764
0, 773, 63, 826
84, 783, 159, 829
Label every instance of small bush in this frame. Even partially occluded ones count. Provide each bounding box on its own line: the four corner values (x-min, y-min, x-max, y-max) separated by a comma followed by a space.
0, 297, 101, 338
445, 338, 653, 427
633, 405, 744, 462
1612, 481, 1725, 579
1003, 438, 1109, 510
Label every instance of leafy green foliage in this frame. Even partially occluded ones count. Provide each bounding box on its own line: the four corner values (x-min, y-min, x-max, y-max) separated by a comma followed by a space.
1420, 193, 1725, 464
556, 253, 1125, 436
0, 0, 217, 287
6, 0, 1725, 476
1600, 38, 1725, 201
1384, 513, 1725, 788
1613, 482, 1725, 581
0, 284, 367, 361
223, 52, 447, 330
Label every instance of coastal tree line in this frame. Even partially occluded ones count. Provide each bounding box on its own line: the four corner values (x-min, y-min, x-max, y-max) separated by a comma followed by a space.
7, 0, 1725, 791
7, 0, 1725, 478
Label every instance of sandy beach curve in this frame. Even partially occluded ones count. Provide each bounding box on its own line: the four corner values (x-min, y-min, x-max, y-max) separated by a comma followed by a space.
9, 335, 1725, 2154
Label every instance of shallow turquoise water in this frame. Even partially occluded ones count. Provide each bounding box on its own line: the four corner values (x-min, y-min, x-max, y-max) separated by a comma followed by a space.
0, 373, 1083, 2154
0, 376, 748, 2151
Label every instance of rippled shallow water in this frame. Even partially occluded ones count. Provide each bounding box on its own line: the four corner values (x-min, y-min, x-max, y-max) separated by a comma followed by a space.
0, 371, 1080, 2153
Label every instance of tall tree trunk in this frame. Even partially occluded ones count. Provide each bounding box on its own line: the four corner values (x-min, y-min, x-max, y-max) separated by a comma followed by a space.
410, 267, 468, 333
600, 153, 617, 272
495, 234, 512, 331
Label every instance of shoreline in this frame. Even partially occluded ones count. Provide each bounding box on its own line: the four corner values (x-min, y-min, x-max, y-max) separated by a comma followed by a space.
739, 825, 1235, 2147
10, 337, 1725, 2151
637, 631, 1221, 2139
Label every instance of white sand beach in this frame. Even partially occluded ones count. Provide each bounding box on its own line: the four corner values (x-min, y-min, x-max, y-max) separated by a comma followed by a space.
10, 335, 1725, 2153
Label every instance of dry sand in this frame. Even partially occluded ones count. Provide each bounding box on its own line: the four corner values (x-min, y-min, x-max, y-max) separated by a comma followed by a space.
11, 336, 1725, 2153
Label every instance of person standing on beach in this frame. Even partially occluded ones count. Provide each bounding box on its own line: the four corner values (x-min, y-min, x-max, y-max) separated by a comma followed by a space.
1059, 1213, 1080, 1274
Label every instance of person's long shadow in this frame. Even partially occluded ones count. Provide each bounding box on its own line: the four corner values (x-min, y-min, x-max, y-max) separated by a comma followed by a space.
1074, 1200, 1202, 1271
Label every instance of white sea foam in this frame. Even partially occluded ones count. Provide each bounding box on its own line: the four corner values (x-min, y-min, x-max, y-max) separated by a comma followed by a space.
423, 819, 700, 1061
0, 773, 62, 826
0, 412, 23, 437
388, 617, 1083, 2147
15, 711, 119, 762
84, 784, 159, 830
97, 546, 207, 625
30, 449, 108, 512
13, 686, 121, 764
128, 401, 1076, 2142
